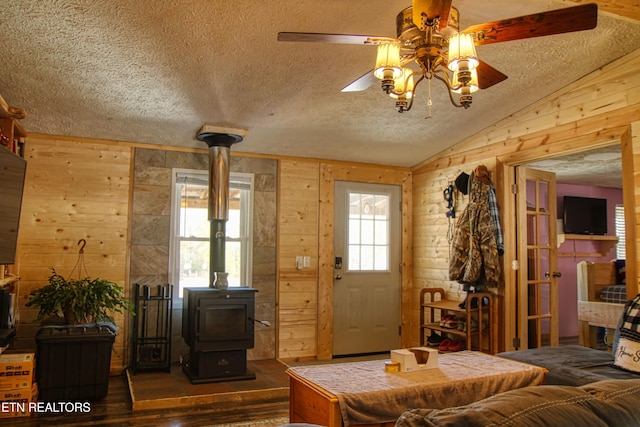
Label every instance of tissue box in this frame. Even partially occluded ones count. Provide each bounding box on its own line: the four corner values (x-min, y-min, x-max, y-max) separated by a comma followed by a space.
390, 347, 438, 372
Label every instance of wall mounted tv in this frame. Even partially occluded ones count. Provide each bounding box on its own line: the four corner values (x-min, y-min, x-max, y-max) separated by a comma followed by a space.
563, 195, 607, 236
0, 146, 27, 265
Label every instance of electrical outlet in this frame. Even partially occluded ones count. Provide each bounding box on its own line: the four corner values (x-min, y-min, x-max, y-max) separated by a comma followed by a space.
303, 256, 311, 268
296, 256, 303, 270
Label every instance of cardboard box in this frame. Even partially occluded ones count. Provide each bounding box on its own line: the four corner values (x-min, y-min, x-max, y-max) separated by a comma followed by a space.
0, 382, 38, 417
391, 347, 438, 372
0, 353, 35, 390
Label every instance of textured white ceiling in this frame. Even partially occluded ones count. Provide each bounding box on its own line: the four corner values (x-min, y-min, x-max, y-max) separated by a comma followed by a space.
528, 145, 622, 189
1, 1, 639, 168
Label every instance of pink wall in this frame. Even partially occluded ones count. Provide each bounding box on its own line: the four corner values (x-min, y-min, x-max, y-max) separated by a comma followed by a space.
556, 184, 623, 338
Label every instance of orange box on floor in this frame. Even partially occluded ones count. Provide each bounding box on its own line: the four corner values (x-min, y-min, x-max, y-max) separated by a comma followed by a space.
0, 353, 35, 390
0, 382, 38, 417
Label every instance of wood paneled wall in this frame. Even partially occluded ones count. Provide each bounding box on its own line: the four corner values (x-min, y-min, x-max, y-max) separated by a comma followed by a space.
411, 48, 640, 352
277, 160, 320, 359
277, 159, 412, 360
17, 137, 132, 372
15, 138, 412, 364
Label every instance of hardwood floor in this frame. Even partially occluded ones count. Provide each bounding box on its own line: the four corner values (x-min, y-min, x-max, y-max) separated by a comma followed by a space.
5, 352, 386, 426
9, 360, 290, 427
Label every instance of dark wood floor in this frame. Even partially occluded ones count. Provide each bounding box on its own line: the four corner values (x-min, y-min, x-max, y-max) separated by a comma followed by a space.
9, 362, 290, 427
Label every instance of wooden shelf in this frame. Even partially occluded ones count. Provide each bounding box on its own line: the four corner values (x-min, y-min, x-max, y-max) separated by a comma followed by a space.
420, 288, 495, 354
420, 322, 468, 339
560, 234, 618, 241
557, 234, 618, 257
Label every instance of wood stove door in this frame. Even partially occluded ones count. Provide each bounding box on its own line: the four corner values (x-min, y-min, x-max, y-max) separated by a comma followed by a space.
333, 181, 402, 356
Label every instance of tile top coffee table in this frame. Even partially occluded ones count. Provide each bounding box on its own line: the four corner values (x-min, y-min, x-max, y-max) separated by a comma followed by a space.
286, 351, 547, 427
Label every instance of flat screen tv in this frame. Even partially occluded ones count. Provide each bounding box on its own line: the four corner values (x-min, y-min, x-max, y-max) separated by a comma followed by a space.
563, 195, 607, 235
0, 146, 27, 264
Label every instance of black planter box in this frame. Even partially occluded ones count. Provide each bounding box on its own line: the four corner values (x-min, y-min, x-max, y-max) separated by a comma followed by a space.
35, 322, 116, 401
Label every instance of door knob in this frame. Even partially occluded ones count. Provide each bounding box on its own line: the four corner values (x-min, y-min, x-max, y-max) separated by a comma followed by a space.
334, 275, 342, 280
544, 271, 562, 278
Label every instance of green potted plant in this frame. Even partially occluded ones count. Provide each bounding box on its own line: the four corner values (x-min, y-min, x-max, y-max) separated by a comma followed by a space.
26, 267, 134, 325
26, 267, 135, 401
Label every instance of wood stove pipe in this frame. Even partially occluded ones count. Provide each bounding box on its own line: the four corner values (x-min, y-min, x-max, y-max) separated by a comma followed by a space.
196, 128, 244, 287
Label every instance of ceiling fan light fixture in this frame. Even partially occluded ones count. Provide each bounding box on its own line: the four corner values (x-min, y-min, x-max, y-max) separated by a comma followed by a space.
389, 68, 415, 99
452, 68, 479, 94
447, 33, 478, 72
374, 42, 402, 92
278, 3, 598, 115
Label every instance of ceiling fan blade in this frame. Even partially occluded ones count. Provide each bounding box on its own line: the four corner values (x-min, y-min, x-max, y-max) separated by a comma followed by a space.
341, 70, 378, 92
476, 60, 508, 90
464, 3, 598, 46
277, 32, 393, 45
412, 0, 453, 31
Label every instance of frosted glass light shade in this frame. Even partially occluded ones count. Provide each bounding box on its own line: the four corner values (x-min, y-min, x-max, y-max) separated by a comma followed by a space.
448, 33, 478, 72
374, 42, 402, 80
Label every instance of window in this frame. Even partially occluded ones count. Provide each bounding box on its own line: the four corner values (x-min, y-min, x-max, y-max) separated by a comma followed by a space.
169, 169, 253, 298
615, 204, 625, 260
347, 191, 390, 271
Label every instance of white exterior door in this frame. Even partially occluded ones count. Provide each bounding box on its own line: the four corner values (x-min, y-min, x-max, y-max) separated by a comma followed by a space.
333, 181, 402, 355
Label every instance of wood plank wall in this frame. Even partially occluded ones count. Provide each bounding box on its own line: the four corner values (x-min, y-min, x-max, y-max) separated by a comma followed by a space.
411, 160, 492, 347
411, 48, 640, 352
14, 138, 412, 364
17, 137, 132, 373
277, 160, 412, 360
277, 160, 320, 359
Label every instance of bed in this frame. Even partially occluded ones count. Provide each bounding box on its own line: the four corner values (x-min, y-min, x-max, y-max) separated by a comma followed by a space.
576, 261, 626, 349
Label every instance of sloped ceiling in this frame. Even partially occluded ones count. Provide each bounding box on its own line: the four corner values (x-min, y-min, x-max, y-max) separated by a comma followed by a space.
1, 1, 639, 168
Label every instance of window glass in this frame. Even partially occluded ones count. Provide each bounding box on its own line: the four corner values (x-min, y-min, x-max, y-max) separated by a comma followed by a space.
347, 191, 390, 271
170, 170, 253, 298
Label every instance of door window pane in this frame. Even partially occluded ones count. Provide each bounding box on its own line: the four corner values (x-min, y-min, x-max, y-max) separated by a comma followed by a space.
347, 191, 390, 271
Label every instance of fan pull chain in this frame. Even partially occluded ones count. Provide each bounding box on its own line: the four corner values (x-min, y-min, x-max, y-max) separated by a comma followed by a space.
425, 78, 433, 119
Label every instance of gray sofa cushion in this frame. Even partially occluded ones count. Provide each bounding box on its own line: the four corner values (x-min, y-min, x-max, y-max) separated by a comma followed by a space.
498, 345, 639, 386
395, 379, 640, 427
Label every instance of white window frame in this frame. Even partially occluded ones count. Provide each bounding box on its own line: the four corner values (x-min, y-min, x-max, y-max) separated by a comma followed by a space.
615, 204, 625, 260
346, 190, 392, 273
169, 168, 253, 305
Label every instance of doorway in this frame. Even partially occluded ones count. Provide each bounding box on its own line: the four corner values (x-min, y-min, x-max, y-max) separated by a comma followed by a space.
332, 181, 402, 355
516, 145, 623, 347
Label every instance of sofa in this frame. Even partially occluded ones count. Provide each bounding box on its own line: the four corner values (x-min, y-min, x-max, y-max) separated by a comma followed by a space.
498, 344, 640, 386
497, 286, 640, 386
395, 378, 640, 426
394, 292, 640, 426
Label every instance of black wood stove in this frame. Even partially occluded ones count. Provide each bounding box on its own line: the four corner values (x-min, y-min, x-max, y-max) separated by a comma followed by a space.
181, 127, 258, 384
182, 287, 257, 383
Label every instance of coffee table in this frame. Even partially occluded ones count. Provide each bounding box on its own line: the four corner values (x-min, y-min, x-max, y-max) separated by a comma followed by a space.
286, 351, 547, 427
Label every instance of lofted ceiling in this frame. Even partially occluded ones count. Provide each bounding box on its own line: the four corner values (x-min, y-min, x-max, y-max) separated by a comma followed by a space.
1, 1, 639, 169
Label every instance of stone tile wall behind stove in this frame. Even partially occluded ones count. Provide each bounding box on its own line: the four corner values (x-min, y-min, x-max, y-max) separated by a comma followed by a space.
130, 147, 277, 362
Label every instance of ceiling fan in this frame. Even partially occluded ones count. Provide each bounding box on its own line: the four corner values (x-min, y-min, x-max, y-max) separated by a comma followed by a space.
278, 1, 598, 114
